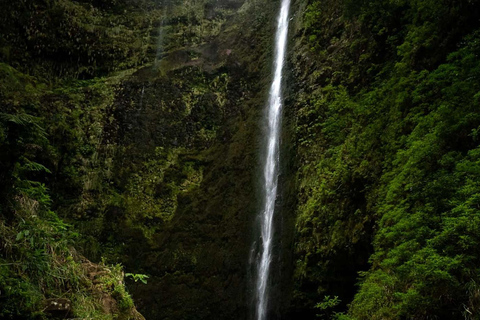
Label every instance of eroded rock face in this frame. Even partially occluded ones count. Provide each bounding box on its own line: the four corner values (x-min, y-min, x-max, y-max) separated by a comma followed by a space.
47, 0, 283, 319
0, 0, 284, 318
80, 258, 146, 320
97, 2, 281, 318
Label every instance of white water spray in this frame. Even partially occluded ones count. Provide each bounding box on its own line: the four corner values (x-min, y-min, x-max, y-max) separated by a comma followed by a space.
254, 0, 291, 319
154, 1, 168, 67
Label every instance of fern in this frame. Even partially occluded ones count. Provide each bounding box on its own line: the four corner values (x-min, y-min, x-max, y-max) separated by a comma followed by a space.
0, 112, 48, 143
21, 158, 52, 174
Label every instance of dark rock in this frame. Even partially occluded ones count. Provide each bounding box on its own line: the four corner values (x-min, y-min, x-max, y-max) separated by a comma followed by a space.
44, 298, 72, 318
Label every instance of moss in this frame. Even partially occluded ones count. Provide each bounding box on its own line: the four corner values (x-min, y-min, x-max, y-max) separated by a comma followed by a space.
1, 0, 280, 318
0, 186, 143, 320
288, 0, 480, 318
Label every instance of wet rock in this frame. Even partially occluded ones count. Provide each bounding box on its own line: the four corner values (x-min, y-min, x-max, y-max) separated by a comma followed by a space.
44, 298, 72, 318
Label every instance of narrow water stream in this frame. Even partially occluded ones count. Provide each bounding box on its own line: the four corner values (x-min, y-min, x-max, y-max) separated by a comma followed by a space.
254, 0, 291, 319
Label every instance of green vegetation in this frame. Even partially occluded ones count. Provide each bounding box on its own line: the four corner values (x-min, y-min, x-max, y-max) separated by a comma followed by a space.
0, 0, 273, 318
0, 62, 146, 319
126, 273, 149, 284
2, 0, 480, 318
0, 0, 157, 318
290, 0, 480, 318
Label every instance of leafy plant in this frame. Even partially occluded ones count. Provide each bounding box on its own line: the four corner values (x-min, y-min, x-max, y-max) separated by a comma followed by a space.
125, 273, 149, 284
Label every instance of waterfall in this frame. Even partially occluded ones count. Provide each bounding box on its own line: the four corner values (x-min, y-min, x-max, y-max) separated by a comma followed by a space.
254, 0, 291, 319
154, 1, 168, 67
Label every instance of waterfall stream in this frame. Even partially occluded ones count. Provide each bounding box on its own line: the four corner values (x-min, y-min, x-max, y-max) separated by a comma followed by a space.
254, 0, 291, 319
154, 0, 168, 67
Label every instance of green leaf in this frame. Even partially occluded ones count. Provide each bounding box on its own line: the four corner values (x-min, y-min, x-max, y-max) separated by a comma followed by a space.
16, 231, 24, 241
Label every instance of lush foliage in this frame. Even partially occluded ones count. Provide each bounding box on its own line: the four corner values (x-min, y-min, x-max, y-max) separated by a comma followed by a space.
0, 1, 159, 318
0, 60, 145, 319
4, 0, 479, 318
291, 0, 480, 318
0, 0, 272, 318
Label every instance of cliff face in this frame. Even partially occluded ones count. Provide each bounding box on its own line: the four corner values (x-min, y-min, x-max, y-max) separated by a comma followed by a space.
87, 2, 278, 318
1, 0, 281, 319
2, 0, 480, 319
287, 0, 480, 319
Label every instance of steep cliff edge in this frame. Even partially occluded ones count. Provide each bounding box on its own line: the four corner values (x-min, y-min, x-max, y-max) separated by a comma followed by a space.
287, 0, 480, 318
1, 0, 281, 319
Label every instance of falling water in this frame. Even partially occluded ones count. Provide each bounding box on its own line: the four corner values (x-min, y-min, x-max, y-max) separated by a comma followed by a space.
154, 1, 168, 67
254, 0, 291, 319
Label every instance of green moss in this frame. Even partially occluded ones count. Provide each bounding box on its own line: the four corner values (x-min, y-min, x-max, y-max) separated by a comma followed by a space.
290, 0, 480, 317
0, 0, 281, 319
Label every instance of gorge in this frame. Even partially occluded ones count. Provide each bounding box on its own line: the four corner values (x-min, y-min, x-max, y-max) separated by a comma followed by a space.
1, 0, 480, 319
